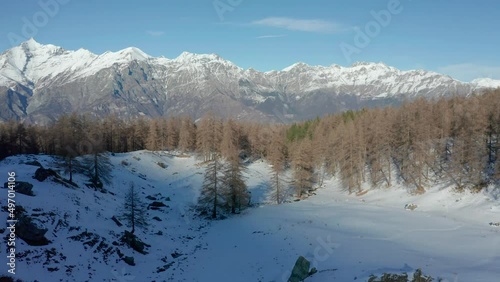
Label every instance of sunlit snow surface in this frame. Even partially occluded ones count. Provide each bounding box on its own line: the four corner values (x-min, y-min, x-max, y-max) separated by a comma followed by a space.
0, 151, 499, 281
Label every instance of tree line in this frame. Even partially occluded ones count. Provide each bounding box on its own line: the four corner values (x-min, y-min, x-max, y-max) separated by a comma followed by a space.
1, 89, 499, 202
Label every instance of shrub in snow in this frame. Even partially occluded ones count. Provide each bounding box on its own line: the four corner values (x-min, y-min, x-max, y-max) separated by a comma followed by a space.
288, 256, 313, 282
120, 231, 150, 254
368, 268, 433, 282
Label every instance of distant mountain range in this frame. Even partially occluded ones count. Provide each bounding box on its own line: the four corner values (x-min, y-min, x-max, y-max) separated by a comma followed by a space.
1, 38, 498, 124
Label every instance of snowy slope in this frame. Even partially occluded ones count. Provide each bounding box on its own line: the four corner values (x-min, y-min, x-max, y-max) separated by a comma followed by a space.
0, 151, 207, 281
180, 178, 500, 282
1, 152, 499, 282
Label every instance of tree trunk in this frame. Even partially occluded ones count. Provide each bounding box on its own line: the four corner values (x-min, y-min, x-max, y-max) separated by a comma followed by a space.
212, 157, 218, 219
276, 172, 280, 204
69, 157, 73, 183
131, 188, 135, 234
94, 153, 98, 183
231, 187, 236, 214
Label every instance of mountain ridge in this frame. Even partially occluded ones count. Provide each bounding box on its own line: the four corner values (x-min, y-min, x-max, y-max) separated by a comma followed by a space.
1, 39, 499, 124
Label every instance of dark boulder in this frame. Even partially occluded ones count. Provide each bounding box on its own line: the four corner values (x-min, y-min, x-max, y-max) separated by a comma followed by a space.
3, 181, 34, 196
111, 216, 123, 227
146, 195, 157, 201
34, 167, 59, 182
16, 215, 50, 246
123, 256, 135, 266
148, 201, 168, 210
171, 251, 183, 259
25, 160, 42, 167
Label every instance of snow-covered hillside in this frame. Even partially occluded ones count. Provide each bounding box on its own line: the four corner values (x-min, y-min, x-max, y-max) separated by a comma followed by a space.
1, 151, 499, 281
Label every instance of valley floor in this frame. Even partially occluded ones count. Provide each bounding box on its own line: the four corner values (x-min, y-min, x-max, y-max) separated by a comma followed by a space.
1, 151, 499, 281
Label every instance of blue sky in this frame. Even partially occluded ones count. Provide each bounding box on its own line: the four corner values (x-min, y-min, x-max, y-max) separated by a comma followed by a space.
1, 0, 499, 81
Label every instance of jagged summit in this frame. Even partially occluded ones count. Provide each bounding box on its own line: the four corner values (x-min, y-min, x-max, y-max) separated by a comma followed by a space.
19, 38, 65, 54
282, 62, 311, 72
116, 47, 151, 61
22, 37, 42, 48
351, 61, 388, 67
173, 51, 241, 71
176, 51, 220, 61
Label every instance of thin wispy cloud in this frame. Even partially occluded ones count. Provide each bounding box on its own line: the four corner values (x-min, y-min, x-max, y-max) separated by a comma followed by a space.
252, 17, 346, 34
437, 63, 500, 81
256, 34, 288, 39
146, 30, 165, 37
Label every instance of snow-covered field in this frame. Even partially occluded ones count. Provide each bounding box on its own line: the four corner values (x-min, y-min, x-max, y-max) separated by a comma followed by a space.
1, 151, 499, 281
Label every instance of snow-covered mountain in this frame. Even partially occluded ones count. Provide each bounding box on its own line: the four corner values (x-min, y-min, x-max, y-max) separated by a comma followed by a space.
1, 39, 499, 124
